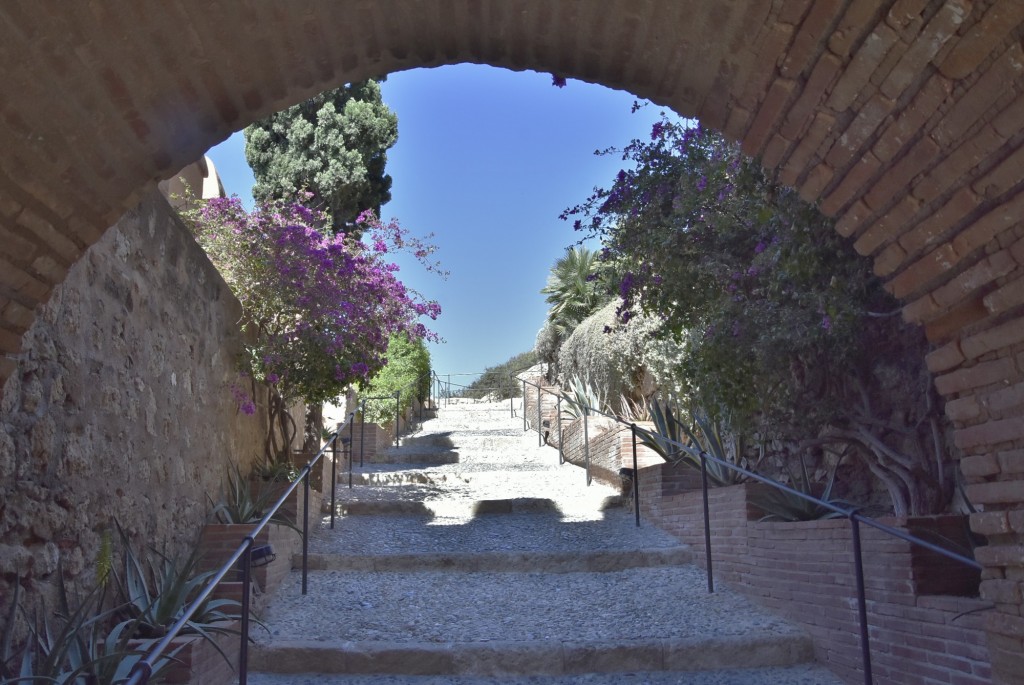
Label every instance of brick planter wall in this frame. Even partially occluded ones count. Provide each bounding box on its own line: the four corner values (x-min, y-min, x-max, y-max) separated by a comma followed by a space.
198, 523, 300, 597
347, 421, 394, 463
154, 624, 241, 685
637, 471, 991, 685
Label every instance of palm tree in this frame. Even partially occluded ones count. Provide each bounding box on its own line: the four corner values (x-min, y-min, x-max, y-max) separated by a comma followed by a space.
541, 246, 609, 338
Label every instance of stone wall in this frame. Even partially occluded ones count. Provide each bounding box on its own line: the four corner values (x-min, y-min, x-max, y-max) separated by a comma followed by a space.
0, 190, 263, 630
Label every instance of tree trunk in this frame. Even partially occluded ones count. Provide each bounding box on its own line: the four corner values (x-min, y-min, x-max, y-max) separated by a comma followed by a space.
303, 403, 324, 454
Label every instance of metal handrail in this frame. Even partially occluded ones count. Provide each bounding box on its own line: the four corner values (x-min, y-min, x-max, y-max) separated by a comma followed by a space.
125, 410, 354, 685
515, 374, 983, 685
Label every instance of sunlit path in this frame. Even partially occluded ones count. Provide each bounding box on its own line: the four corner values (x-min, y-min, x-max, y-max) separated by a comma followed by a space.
244, 398, 842, 684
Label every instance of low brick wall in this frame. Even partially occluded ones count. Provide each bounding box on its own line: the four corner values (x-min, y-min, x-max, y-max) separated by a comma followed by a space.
637, 471, 991, 685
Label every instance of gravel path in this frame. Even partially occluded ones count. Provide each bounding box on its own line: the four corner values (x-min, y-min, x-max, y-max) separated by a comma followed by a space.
248, 399, 843, 685
256, 565, 799, 644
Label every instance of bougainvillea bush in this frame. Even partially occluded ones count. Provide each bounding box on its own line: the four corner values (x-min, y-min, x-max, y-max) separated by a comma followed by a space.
184, 197, 441, 461
564, 116, 957, 516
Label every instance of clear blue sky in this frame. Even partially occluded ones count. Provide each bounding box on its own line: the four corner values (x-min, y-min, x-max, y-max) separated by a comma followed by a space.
205, 64, 666, 382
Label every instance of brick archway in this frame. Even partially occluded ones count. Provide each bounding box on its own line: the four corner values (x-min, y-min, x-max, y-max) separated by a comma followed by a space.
2, 2, 1023, 679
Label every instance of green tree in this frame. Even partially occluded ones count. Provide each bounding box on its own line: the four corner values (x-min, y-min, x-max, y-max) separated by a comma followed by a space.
361, 334, 432, 425
567, 118, 955, 517
244, 80, 399, 236
540, 246, 609, 337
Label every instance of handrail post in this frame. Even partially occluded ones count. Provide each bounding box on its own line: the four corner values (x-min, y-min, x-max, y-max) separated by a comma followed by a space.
583, 409, 591, 486
850, 516, 874, 685
238, 539, 254, 685
301, 469, 310, 595
359, 400, 366, 467
522, 380, 527, 431
557, 397, 564, 465
700, 452, 714, 593
330, 429, 338, 529
348, 419, 354, 489
630, 423, 640, 527
395, 390, 401, 448
537, 384, 542, 447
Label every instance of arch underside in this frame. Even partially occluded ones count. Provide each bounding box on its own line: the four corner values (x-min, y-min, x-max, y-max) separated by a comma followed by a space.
1, 2, 1023, 679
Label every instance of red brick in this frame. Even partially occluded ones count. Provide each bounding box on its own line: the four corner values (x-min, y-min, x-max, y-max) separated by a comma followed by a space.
880, 0, 968, 100
998, 449, 1024, 475
724, 106, 753, 143
737, 24, 795, 112
900, 187, 981, 254
778, 111, 835, 186
886, 0, 929, 31
971, 511, 1011, 536
992, 90, 1024, 139
824, 93, 895, 169
987, 381, 1024, 417
820, 151, 881, 215
958, 420, 1024, 451
932, 42, 1024, 148
976, 542, 1024, 566
926, 340, 965, 373
742, 78, 797, 157
984, 274, 1024, 316
953, 188, 1024, 259
761, 133, 792, 171
889, 243, 958, 299
865, 136, 942, 210
914, 124, 1003, 204
854, 195, 919, 255
939, 2, 1024, 79
828, 0, 882, 58
781, 52, 842, 139
973, 140, 1024, 199
834, 199, 871, 238
780, 0, 844, 79
799, 163, 833, 203
932, 250, 1017, 309
903, 292, 941, 324
779, 0, 813, 26
962, 316, 1024, 359
874, 75, 952, 163
875, 241, 908, 277
960, 453, 1000, 477
980, 579, 1023, 605
936, 356, 1016, 396
946, 395, 983, 422
827, 23, 900, 112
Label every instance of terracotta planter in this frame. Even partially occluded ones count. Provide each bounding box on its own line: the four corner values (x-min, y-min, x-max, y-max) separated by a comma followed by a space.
198, 523, 299, 596
131, 622, 240, 685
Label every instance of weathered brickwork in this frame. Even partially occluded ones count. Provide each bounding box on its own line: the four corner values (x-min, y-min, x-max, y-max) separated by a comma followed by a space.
639, 473, 992, 685
2, 2, 1024, 680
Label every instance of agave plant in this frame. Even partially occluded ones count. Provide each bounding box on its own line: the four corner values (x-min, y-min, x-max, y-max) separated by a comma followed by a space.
750, 455, 851, 522
1, 568, 179, 685
112, 524, 242, 666
559, 375, 607, 420
616, 394, 652, 422
210, 460, 298, 531
634, 399, 746, 487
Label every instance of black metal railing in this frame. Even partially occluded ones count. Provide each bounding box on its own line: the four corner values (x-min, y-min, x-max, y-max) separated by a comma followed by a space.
515, 372, 983, 685
124, 409, 355, 685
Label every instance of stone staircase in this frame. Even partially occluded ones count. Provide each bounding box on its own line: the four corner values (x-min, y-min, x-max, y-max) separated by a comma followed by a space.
245, 398, 842, 684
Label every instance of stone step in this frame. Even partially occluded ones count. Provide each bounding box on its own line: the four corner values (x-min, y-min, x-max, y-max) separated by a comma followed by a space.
245, 663, 844, 684
337, 497, 625, 517
249, 632, 816, 677
298, 546, 692, 573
